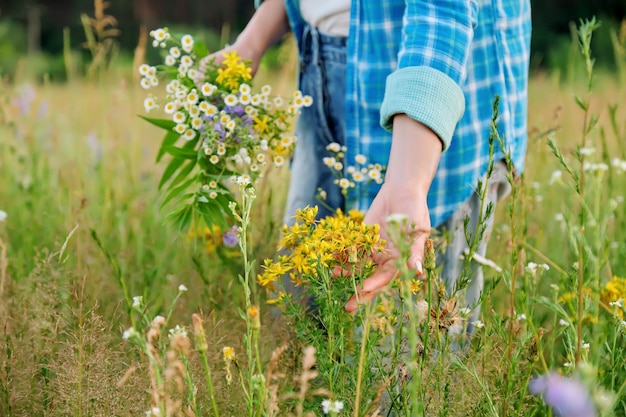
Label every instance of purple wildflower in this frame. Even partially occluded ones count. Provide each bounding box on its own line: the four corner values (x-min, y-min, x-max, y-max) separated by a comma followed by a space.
226, 105, 246, 117
12, 84, 36, 116
529, 372, 596, 417
222, 227, 239, 247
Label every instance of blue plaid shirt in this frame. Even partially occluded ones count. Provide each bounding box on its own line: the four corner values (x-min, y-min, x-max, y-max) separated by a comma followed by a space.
283, 0, 531, 228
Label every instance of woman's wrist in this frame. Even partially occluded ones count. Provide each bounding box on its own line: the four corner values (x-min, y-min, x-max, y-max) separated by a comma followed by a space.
384, 114, 443, 194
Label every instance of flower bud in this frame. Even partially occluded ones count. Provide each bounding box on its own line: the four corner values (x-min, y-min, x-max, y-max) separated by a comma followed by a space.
192, 313, 208, 353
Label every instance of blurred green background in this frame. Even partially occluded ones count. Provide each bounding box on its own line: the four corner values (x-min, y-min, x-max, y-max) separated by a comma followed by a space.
1, 0, 625, 82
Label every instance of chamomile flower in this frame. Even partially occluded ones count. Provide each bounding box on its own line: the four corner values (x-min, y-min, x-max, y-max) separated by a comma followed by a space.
250, 163, 259, 172
338, 178, 350, 189
239, 84, 251, 94
293, 90, 303, 99
352, 171, 364, 182
151, 28, 167, 41
143, 97, 158, 112
209, 180, 218, 188
187, 90, 199, 104
209, 191, 218, 199
273, 96, 284, 107
245, 106, 258, 117
219, 114, 231, 125
190, 117, 203, 130
323, 157, 336, 167
224, 94, 238, 107
217, 147, 226, 156
251, 94, 262, 106
163, 102, 176, 114
174, 124, 187, 134
226, 120, 236, 131
334, 162, 343, 171
173, 111, 186, 124
302, 95, 313, 107
293, 96, 304, 108
205, 104, 218, 117
239, 93, 251, 105
180, 55, 193, 67
368, 169, 381, 181
256, 153, 266, 163
210, 155, 219, 164
149, 76, 159, 87
188, 105, 200, 118
183, 129, 196, 141
165, 80, 179, 94
140, 78, 151, 89
146, 66, 157, 77
165, 55, 176, 66
326, 142, 341, 152
187, 68, 198, 80
355, 154, 367, 164
201, 83, 217, 96
169, 46, 181, 58
273, 155, 285, 167
181, 34, 194, 53
281, 135, 293, 147
138, 64, 150, 76
261, 85, 272, 95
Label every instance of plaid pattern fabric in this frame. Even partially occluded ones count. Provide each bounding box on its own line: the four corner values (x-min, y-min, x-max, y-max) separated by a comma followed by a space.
345, 0, 531, 227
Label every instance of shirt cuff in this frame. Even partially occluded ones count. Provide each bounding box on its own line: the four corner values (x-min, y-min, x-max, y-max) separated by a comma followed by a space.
380, 66, 465, 151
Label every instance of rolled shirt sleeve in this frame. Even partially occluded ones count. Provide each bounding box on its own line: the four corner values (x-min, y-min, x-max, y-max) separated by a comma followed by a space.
379, 0, 478, 151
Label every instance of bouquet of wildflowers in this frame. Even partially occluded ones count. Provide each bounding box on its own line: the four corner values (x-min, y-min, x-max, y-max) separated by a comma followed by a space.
139, 28, 310, 230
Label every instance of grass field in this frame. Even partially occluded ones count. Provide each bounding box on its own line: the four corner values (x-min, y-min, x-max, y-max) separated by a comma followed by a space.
1, 39, 626, 416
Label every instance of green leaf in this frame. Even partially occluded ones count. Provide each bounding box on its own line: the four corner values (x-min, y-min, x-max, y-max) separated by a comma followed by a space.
164, 146, 197, 160
156, 130, 181, 163
139, 115, 176, 131
166, 204, 195, 232
161, 178, 196, 208
196, 199, 229, 229
159, 157, 185, 189
193, 39, 209, 59
167, 159, 197, 190
574, 96, 588, 111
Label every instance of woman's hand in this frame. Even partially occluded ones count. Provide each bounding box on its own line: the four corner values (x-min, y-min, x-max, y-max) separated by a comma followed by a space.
345, 115, 443, 313
345, 183, 431, 312
194, 0, 289, 84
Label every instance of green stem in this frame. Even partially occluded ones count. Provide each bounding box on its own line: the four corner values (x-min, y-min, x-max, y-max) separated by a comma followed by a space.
201, 353, 220, 417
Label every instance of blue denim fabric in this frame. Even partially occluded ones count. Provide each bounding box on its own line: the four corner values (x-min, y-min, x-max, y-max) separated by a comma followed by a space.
283, 25, 347, 226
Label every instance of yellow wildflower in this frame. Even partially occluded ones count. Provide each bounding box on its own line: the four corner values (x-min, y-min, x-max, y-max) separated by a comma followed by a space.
410, 279, 422, 295
601, 276, 626, 318
253, 115, 270, 135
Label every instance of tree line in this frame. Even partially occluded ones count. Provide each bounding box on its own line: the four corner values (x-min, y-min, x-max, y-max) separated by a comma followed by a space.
1, 0, 625, 69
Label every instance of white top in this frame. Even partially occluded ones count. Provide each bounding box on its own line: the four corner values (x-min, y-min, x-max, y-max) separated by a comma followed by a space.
299, 0, 351, 37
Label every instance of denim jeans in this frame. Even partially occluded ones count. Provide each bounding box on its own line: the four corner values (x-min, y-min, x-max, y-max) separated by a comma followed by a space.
283, 25, 347, 226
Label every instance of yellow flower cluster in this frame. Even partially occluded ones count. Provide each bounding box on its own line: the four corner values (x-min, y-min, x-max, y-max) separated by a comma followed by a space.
257, 206, 385, 292
601, 276, 626, 317
216, 51, 252, 90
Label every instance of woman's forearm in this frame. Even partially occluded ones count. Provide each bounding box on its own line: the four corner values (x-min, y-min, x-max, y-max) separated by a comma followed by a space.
384, 114, 443, 194
234, 0, 291, 62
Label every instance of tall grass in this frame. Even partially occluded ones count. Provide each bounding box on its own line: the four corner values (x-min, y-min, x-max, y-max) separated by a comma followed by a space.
1, 20, 626, 417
